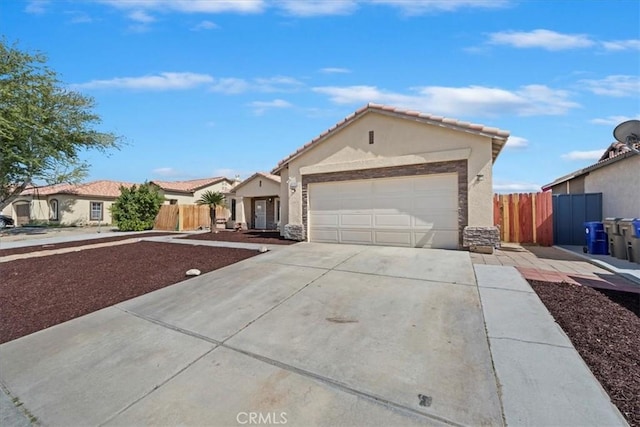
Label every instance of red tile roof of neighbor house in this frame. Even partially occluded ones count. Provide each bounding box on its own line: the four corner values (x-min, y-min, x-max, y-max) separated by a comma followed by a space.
271, 103, 511, 174
21, 180, 135, 198
150, 177, 229, 193
542, 142, 639, 191
232, 172, 281, 193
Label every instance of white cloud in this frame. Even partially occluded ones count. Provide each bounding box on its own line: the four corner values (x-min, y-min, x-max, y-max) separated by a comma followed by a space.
590, 115, 640, 126
505, 136, 528, 148
319, 67, 351, 74
128, 10, 156, 23
249, 99, 293, 115
488, 29, 594, 50
561, 150, 605, 161
191, 20, 219, 31
65, 11, 93, 24
277, 0, 358, 16
493, 181, 542, 193
209, 76, 303, 94
151, 167, 181, 177
209, 78, 251, 94
25, 0, 49, 14
579, 75, 640, 97
313, 84, 579, 117
73, 72, 214, 91
601, 39, 640, 51
369, 0, 510, 14
96, 0, 264, 14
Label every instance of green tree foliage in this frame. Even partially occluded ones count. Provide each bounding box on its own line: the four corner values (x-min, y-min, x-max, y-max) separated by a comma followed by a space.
0, 39, 120, 210
196, 190, 226, 233
111, 183, 164, 231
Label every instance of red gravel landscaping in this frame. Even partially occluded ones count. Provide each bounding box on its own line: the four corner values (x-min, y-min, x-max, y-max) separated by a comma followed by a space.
0, 232, 176, 257
0, 241, 259, 344
182, 230, 297, 245
530, 280, 639, 426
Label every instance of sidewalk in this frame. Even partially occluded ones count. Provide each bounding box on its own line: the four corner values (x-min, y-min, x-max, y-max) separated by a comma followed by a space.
470, 243, 640, 294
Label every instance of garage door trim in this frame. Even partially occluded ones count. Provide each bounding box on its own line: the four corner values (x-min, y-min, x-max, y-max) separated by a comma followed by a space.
301, 160, 468, 246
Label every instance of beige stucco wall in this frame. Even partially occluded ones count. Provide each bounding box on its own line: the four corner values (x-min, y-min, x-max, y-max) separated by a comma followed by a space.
5, 195, 117, 225
584, 156, 640, 218
282, 112, 496, 231
159, 181, 232, 205
234, 177, 280, 198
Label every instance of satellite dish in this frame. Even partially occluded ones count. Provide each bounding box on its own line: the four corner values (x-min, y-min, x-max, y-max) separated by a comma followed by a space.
613, 120, 640, 154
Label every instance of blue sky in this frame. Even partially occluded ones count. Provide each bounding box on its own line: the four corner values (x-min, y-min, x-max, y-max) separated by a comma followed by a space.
4, 0, 639, 192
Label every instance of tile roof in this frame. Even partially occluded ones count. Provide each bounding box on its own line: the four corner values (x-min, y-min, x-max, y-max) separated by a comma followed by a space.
542, 144, 639, 191
150, 177, 228, 193
22, 180, 135, 198
272, 103, 510, 174
232, 172, 281, 193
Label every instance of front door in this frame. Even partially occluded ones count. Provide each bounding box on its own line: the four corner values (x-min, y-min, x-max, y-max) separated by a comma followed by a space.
255, 200, 266, 229
15, 203, 30, 226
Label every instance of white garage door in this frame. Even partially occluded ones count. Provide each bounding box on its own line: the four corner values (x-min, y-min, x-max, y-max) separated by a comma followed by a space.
308, 174, 459, 249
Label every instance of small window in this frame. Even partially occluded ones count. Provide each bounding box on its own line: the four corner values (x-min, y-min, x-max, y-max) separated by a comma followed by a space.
276, 200, 281, 222
49, 199, 59, 221
90, 202, 103, 221
369, 130, 374, 144
259, 180, 262, 187
231, 199, 236, 221
169, 199, 178, 205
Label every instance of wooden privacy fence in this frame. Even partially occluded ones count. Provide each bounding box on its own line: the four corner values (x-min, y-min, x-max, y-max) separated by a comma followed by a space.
154, 205, 229, 231
493, 192, 553, 246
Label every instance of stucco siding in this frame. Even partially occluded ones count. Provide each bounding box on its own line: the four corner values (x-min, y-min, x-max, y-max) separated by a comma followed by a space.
234, 178, 280, 198
584, 156, 640, 218
285, 112, 495, 229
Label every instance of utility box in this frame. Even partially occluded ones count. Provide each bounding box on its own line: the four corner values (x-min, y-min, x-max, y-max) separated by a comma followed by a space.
619, 218, 640, 264
583, 221, 608, 255
604, 217, 627, 260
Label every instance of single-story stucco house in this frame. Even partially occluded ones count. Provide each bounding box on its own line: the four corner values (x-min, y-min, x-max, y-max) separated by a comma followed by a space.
2, 180, 134, 226
230, 172, 281, 230
542, 141, 640, 218
271, 103, 510, 249
149, 177, 237, 205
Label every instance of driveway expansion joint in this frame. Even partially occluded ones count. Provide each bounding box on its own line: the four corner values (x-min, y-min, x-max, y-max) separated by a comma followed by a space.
222, 343, 467, 427
488, 336, 573, 349
332, 267, 477, 288
98, 346, 217, 427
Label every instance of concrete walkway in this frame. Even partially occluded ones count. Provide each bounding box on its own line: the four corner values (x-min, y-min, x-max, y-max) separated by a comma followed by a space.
0, 243, 628, 426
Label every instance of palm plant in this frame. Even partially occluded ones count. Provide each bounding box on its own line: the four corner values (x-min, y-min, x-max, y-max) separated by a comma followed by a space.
196, 190, 225, 233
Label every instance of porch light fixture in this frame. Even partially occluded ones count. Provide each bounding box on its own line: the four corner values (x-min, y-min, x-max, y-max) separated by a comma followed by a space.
287, 177, 298, 192
476, 174, 485, 181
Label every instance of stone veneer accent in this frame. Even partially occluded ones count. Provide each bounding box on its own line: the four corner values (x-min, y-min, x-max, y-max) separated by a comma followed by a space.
300, 160, 468, 246
463, 226, 500, 249
284, 224, 305, 241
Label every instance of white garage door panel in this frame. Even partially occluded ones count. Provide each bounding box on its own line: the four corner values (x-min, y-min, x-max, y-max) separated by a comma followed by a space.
341, 214, 373, 227
309, 174, 458, 249
340, 230, 373, 244
312, 213, 339, 226
375, 231, 412, 246
312, 229, 340, 242
374, 214, 412, 227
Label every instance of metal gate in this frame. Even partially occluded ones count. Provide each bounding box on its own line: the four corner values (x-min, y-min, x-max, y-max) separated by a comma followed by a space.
552, 193, 603, 245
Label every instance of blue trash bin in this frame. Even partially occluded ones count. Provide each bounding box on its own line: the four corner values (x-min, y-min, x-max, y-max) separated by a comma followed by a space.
584, 221, 608, 255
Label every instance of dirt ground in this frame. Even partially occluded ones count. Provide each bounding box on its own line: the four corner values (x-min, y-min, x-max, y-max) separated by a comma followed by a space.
0, 241, 259, 344
0, 232, 175, 256
183, 230, 297, 245
530, 280, 640, 426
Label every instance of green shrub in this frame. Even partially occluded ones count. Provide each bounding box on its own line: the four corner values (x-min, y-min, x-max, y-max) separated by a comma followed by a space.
110, 183, 164, 231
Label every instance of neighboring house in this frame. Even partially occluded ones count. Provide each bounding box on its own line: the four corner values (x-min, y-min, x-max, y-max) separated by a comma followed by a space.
2, 180, 133, 226
542, 141, 640, 218
271, 103, 510, 249
230, 172, 281, 230
149, 177, 236, 205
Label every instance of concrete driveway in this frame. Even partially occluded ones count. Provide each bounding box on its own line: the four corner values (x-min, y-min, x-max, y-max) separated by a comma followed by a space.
0, 243, 626, 426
